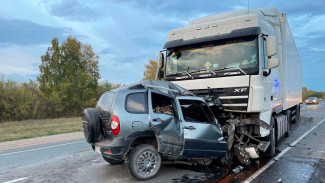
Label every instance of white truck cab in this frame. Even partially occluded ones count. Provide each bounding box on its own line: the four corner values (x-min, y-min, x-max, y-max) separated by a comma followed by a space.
156, 7, 302, 162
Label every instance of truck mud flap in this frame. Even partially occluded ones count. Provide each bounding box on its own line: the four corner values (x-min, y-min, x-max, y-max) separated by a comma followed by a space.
274, 114, 288, 141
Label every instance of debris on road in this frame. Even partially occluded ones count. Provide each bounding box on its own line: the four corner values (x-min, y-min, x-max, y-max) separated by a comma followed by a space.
232, 166, 244, 174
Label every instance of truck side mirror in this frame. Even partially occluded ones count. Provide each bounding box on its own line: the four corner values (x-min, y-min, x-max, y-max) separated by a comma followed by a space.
158, 70, 164, 79
267, 58, 279, 69
157, 52, 164, 69
265, 36, 277, 57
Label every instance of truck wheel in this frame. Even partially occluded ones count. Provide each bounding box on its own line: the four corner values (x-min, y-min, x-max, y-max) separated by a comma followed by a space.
284, 110, 291, 137
292, 105, 300, 124
127, 144, 161, 180
264, 116, 276, 157
103, 156, 125, 165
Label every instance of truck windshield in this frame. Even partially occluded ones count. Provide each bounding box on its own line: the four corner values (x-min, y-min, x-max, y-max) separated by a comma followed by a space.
166, 36, 258, 77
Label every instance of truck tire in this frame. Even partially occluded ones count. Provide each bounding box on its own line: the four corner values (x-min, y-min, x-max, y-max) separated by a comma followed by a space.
284, 110, 291, 137
82, 108, 101, 143
263, 116, 276, 157
127, 144, 161, 180
103, 156, 125, 165
292, 105, 300, 124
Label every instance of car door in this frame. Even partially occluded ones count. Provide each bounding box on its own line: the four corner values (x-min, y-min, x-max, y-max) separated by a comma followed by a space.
177, 98, 227, 158
148, 90, 184, 156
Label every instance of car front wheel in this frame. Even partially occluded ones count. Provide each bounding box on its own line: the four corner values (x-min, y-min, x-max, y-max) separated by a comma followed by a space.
127, 144, 161, 180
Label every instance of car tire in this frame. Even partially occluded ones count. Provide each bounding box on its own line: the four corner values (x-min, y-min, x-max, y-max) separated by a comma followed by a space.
127, 144, 161, 180
263, 116, 276, 157
103, 156, 125, 165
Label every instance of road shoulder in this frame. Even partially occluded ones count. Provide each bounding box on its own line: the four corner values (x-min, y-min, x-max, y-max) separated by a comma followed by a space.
0, 132, 84, 152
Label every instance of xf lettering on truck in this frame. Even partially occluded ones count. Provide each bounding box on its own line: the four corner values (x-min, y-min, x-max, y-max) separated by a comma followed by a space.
234, 88, 248, 93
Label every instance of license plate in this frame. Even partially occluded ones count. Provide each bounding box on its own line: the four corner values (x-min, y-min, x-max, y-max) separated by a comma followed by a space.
95, 146, 101, 154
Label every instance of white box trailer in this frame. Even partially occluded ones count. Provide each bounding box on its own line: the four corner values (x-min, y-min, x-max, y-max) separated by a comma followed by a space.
156, 7, 302, 162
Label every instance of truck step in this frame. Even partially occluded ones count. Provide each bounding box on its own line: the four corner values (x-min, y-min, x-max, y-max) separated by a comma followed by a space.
275, 114, 288, 141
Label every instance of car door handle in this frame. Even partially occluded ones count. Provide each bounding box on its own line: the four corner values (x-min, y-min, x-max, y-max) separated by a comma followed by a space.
153, 118, 163, 122
183, 126, 196, 130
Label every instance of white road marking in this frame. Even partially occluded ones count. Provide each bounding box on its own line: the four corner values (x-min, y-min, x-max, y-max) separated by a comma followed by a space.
3, 177, 28, 183
0, 140, 85, 157
243, 117, 325, 183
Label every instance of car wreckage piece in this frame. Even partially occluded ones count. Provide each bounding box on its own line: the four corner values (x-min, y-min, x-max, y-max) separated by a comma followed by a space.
82, 80, 273, 180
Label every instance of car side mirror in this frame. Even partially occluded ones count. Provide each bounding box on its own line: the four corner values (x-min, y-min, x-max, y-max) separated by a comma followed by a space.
267, 58, 279, 69
157, 52, 164, 69
265, 36, 277, 57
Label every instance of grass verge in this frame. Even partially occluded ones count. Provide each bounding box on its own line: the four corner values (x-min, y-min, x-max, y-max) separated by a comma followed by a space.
0, 117, 82, 142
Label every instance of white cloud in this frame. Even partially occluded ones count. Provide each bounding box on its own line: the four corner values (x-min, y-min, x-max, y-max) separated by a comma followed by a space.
0, 46, 42, 75
288, 14, 325, 48
310, 48, 325, 52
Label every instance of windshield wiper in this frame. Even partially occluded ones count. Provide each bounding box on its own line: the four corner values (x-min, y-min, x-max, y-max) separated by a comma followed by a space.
213, 66, 235, 72
238, 68, 247, 75
167, 71, 193, 79
189, 69, 216, 76
213, 66, 246, 75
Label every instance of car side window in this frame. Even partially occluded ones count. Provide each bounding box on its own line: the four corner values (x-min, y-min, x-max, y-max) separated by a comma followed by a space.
179, 99, 214, 124
151, 92, 176, 116
126, 92, 147, 113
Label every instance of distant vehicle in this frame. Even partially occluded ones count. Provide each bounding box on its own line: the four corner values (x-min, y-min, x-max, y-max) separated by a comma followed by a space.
306, 97, 318, 105
82, 80, 232, 180
318, 98, 323, 101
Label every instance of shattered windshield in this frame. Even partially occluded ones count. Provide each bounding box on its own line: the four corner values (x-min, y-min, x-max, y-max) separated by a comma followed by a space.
166, 36, 258, 76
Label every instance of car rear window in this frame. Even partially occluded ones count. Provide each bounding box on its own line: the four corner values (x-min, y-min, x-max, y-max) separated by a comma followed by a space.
126, 92, 147, 113
97, 92, 115, 110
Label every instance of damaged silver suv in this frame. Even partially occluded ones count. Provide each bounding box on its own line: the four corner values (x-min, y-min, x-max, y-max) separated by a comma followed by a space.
82, 80, 227, 180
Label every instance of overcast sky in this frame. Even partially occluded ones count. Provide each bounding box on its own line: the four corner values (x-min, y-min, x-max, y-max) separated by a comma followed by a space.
0, 0, 324, 91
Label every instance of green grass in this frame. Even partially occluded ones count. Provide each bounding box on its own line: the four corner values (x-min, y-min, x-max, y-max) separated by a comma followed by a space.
0, 117, 82, 142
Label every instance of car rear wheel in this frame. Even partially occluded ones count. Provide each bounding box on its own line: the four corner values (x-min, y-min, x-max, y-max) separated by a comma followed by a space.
127, 144, 161, 180
103, 156, 125, 165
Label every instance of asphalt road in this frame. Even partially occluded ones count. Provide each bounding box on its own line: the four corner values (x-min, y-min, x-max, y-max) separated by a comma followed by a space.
0, 102, 324, 183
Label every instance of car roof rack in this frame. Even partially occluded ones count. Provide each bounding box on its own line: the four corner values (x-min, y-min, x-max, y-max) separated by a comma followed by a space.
142, 84, 180, 93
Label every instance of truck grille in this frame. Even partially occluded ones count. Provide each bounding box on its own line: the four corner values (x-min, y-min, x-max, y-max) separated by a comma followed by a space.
191, 87, 249, 111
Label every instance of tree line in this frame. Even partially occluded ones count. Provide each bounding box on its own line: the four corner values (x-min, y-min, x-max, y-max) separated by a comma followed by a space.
302, 87, 325, 100
0, 76, 120, 122
0, 36, 121, 122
